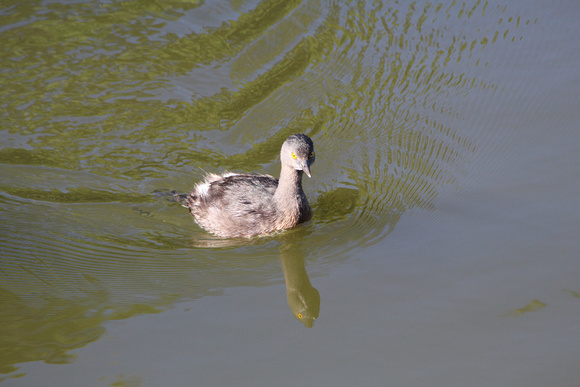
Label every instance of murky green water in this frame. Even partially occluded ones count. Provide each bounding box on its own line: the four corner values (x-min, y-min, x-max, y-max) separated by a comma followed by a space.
1, 1, 579, 386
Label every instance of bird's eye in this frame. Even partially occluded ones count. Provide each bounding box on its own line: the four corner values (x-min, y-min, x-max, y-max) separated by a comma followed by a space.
297, 313, 303, 319
291, 152, 297, 159
309, 151, 314, 158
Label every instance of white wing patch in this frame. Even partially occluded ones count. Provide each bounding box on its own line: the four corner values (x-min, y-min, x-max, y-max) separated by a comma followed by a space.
195, 182, 210, 198
194, 172, 240, 198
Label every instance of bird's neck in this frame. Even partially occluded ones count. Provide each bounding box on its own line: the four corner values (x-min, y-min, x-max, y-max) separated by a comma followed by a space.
275, 163, 303, 199
274, 164, 305, 222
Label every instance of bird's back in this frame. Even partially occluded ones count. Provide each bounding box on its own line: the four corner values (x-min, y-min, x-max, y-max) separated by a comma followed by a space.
186, 173, 280, 238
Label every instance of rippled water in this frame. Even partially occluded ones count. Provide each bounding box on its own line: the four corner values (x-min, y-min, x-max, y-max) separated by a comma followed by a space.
1, 0, 579, 385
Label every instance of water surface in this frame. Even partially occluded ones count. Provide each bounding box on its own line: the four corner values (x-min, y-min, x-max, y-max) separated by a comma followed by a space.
1, 1, 579, 386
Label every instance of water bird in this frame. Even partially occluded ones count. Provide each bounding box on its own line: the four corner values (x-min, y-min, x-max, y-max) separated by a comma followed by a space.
185, 134, 315, 238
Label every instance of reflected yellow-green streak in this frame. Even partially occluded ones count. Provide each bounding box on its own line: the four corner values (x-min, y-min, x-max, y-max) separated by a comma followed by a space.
0, 0, 533, 182
0, 185, 148, 203
506, 299, 547, 316
0, 286, 165, 374
1, 0, 305, 178
563, 289, 580, 298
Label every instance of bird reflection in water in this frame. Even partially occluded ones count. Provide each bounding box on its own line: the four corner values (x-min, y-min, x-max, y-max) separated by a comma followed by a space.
189, 234, 321, 328
279, 238, 320, 328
